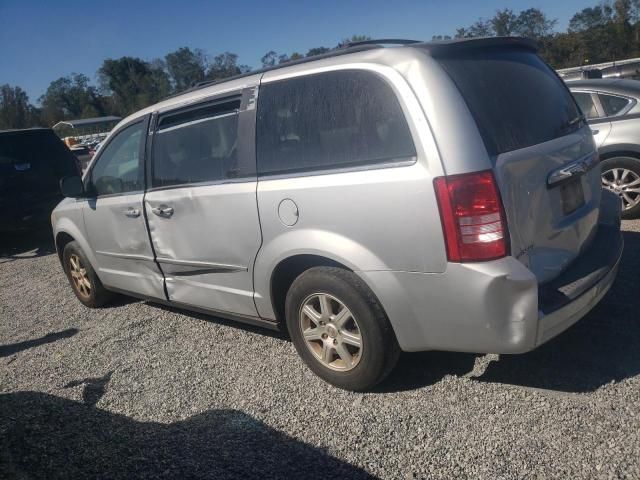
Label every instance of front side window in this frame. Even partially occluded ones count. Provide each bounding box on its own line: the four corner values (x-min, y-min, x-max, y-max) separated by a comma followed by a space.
598, 93, 631, 117
152, 99, 241, 188
90, 122, 144, 196
256, 70, 416, 176
572, 92, 600, 119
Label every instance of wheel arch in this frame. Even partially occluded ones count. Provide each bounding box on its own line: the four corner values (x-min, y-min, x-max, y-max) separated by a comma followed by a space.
55, 231, 75, 263
269, 254, 351, 326
599, 144, 640, 161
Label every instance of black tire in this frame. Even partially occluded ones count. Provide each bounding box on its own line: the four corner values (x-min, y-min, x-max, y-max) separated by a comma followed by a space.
62, 241, 113, 308
285, 267, 400, 391
600, 156, 640, 219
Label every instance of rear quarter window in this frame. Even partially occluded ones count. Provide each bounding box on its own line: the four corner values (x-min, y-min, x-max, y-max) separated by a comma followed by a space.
598, 93, 632, 117
256, 70, 416, 176
436, 49, 581, 156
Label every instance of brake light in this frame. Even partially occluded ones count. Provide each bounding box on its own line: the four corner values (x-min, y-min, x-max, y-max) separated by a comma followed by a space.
433, 170, 508, 262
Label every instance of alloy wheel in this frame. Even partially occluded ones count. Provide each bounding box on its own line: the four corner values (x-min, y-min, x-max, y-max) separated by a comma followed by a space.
69, 253, 91, 298
602, 167, 640, 211
298, 293, 363, 371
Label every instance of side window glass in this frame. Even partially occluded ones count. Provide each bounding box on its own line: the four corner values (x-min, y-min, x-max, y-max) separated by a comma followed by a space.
256, 70, 416, 175
572, 92, 599, 119
152, 99, 241, 188
599, 93, 630, 117
91, 122, 144, 196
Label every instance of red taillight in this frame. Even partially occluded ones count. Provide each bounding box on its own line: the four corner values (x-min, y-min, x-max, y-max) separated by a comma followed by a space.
433, 170, 508, 262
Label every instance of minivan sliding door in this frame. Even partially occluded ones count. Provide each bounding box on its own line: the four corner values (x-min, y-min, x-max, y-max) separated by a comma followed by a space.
144, 88, 262, 318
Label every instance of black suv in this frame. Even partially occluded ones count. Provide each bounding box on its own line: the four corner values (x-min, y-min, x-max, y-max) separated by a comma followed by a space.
0, 128, 79, 232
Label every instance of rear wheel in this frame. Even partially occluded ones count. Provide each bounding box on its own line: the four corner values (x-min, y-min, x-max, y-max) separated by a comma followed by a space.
600, 156, 640, 219
285, 267, 400, 391
62, 241, 113, 308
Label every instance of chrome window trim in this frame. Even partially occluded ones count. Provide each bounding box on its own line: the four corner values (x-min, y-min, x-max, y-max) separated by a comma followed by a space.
256, 156, 417, 181
145, 176, 256, 193
156, 110, 239, 134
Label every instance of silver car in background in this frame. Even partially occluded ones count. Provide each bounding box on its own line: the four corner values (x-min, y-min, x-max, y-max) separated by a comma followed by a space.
570, 79, 640, 217
52, 38, 623, 391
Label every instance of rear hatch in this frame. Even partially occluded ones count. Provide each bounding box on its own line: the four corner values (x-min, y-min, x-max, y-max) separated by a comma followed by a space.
0, 129, 79, 226
435, 42, 601, 284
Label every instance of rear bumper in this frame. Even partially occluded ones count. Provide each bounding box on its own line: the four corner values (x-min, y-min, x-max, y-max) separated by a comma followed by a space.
358, 194, 623, 354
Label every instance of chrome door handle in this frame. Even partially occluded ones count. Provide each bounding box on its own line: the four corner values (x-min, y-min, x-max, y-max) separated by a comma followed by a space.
124, 207, 141, 218
151, 205, 174, 217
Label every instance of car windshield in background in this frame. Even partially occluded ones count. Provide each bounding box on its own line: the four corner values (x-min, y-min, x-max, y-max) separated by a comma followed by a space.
436, 48, 581, 156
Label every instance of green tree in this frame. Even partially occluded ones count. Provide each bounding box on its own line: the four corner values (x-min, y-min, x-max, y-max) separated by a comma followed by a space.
0, 84, 38, 129
513, 8, 557, 39
491, 8, 518, 36
205, 52, 250, 81
455, 19, 493, 38
39, 73, 105, 125
338, 34, 372, 47
99, 57, 171, 115
568, 5, 613, 32
261, 50, 278, 67
306, 46, 330, 57
165, 47, 207, 92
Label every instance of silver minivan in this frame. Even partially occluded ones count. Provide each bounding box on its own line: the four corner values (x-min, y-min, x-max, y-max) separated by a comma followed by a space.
52, 38, 623, 391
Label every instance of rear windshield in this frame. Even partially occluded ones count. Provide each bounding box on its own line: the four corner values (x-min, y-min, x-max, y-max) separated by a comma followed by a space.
436, 49, 581, 156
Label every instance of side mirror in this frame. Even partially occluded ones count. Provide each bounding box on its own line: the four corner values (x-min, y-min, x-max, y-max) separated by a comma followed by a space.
60, 175, 85, 198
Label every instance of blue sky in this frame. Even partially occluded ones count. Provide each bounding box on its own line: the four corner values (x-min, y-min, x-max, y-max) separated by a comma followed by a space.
1, 0, 592, 103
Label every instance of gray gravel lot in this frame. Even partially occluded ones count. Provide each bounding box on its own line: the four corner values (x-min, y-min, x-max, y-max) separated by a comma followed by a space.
1, 222, 639, 479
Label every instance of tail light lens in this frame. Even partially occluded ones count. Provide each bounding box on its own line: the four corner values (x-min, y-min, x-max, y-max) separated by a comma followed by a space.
434, 170, 508, 262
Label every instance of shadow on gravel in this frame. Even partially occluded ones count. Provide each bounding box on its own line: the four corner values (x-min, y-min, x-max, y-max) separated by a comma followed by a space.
472, 229, 640, 393
0, 328, 78, 358
375, 352, 478, 393
0, 230, 55, 261
64, 371, 113, 407
0, 391, 374, 480
149, 303, 288, 341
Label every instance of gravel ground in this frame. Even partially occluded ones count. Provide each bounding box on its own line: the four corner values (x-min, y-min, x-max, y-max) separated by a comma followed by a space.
1, 222, 639, 479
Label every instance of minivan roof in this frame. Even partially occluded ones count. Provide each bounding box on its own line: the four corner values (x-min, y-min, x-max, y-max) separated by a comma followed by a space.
115, 36, 538, 130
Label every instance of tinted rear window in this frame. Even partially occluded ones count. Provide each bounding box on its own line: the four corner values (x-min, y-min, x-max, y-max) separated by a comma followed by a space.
598, 93, 631, 117
436, 49, 581, 156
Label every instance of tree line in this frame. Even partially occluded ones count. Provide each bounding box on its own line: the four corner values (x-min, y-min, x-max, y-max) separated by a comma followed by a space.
2, 2, 640, 130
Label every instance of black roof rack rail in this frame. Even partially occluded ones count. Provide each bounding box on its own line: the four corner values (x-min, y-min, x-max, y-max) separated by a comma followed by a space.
342, 38, 421, 48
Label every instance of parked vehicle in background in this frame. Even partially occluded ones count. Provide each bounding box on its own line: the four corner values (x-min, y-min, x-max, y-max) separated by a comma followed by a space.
52, 38, 623, 391
1, 128, 79, 232
69, 144, 93, 172
569, 79, 640, 218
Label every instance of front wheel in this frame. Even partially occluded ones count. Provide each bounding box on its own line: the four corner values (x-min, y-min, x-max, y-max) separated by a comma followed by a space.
285, 267, 400, 391
600, 156, 640, 219
62, 241, 113, 308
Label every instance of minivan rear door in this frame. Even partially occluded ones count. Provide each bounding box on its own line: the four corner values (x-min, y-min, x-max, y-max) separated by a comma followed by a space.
436, 46, 602, 284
